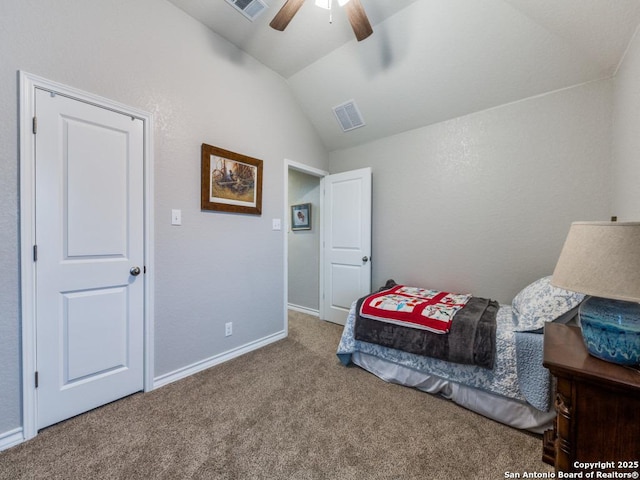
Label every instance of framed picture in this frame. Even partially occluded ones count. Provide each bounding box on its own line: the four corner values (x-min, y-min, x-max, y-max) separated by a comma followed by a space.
201, 143, 263, 215
291, 203, 311, 230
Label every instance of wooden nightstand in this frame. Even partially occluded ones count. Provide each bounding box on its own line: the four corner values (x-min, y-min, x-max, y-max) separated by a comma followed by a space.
542, 323, 640, 473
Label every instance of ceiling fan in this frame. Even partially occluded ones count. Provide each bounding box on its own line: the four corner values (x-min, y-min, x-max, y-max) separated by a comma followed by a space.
270, 0, 373, 42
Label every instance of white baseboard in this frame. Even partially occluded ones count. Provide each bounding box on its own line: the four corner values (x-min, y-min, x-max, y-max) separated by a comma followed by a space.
287, 303, 320, 317
0, 427, 24, 452
153, 330, 287, 389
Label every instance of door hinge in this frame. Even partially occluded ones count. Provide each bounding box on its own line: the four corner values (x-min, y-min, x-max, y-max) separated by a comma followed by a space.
32, 116, 37, 134
35, 371, 39, 388
33, 245, 38, 262
144, 266, 146, 274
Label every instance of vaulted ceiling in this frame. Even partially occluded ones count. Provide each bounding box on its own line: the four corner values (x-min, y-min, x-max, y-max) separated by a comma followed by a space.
168, 0, 640, 151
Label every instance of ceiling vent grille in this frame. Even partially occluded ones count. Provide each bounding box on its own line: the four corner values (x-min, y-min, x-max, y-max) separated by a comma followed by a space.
333, 100, 365, 132
225, 0, 268, 21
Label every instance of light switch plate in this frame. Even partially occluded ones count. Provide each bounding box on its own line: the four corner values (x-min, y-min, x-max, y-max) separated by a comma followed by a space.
272, 218, 281, 231
171, 209, 182, 226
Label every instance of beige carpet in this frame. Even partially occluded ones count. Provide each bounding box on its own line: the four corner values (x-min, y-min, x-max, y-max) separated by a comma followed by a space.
0, 311, 552, 479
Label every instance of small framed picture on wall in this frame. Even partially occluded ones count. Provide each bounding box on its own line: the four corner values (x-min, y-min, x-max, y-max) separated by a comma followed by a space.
291, 203, 311, 231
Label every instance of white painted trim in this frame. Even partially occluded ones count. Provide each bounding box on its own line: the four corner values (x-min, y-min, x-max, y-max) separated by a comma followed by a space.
19, 71, 38, 443
287, 160, 328, 177
143, 99, 156, 395
319, 176, 326, 321
19, 71, 155, 442
287, 304, 320, 317
153, 330, 286, 389
0, 427, 24, 452
283, 159, 329, 333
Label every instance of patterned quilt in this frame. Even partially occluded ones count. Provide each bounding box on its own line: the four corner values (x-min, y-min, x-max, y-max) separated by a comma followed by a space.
359, 285, 471, 334
355, 291, 498, 369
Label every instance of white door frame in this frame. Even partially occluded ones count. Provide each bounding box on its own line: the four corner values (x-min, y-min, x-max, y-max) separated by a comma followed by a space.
19, 71, 155, 441
283, 159, 329, 331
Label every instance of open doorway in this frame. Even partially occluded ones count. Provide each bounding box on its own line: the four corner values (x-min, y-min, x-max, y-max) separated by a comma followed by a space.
285, 161, 328, 321
283, 161, 372, 330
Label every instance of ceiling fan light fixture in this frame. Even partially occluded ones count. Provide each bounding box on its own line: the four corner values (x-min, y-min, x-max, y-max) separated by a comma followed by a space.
271, 0, 371, 41
315, 0, 350, 9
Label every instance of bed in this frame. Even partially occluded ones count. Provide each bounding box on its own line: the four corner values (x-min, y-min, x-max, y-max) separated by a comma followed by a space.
336, 276, 584, 433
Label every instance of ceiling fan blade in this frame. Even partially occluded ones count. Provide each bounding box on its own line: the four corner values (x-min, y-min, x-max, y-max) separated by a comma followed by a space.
344, 0, 373, 41
270, 0, 306, 31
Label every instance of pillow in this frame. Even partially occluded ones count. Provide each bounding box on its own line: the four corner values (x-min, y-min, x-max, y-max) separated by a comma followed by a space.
512, 276, 584, 332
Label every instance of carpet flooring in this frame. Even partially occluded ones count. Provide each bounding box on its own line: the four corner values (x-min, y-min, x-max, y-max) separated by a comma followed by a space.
0, 311, 552, 479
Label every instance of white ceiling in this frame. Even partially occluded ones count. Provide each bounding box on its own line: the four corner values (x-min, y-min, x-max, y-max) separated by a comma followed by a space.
168, 0, 640, 151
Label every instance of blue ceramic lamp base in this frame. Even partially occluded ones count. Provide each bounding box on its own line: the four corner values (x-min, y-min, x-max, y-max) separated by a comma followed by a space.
579, 296, 640, 366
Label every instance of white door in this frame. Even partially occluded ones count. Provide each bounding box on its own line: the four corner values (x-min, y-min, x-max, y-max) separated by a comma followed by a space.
322, 167, 372, 325
35, 88, 145, 429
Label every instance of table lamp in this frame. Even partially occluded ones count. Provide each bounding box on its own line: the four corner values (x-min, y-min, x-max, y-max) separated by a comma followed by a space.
551, 221, 640, 366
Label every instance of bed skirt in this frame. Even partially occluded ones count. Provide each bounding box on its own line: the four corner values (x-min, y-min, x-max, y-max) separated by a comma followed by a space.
352, 351, 555, 433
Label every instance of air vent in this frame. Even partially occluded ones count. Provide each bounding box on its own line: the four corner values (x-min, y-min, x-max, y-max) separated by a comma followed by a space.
225, 0, 268, 21
332, 100, 365, 132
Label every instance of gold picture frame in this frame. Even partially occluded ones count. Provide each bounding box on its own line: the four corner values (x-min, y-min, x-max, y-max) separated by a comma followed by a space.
201, 143, 263, 215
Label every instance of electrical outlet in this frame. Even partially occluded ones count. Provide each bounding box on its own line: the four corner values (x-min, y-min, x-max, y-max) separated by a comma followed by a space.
225, 322, 233, 337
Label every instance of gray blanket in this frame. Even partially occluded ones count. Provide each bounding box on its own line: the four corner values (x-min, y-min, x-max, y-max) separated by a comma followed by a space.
354, 293, 498, 369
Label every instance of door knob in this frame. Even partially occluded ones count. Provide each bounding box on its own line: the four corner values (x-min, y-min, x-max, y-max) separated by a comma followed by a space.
362, 256, 369, 263
130, 266, 141, 276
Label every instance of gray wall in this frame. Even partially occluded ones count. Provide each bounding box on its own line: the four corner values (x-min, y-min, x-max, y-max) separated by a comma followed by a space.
0, 0, 328, 436
613, 29, 640, 220
287, 170, 321, 311
330, 80, 613, 305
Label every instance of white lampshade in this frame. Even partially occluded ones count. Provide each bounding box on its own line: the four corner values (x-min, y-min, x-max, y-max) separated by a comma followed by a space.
551, 221, 640, 302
